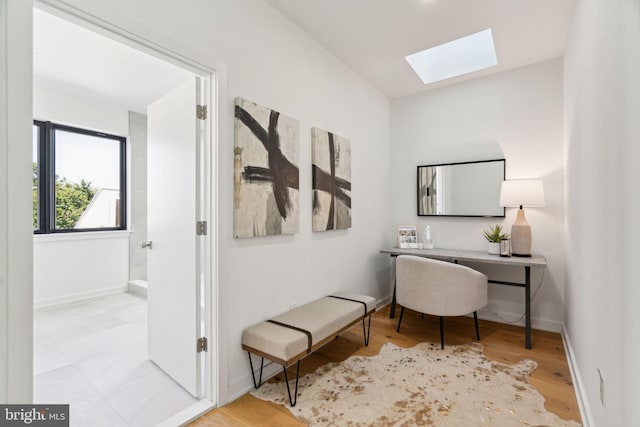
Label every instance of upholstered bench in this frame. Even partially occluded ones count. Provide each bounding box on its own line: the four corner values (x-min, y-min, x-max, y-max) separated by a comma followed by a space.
242, 292, 376, 406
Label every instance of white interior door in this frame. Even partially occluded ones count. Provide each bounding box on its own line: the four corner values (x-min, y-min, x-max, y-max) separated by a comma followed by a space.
147, 76, 202, 397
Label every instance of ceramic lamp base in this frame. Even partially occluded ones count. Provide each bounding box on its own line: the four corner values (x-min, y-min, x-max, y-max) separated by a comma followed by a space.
510, 208, 532, 257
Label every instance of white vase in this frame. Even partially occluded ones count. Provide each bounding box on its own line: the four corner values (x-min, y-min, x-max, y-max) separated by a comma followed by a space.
488, 242, 500, 255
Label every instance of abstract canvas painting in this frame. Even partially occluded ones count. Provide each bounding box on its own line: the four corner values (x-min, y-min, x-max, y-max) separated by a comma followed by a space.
234, 97, 299, 238
312, 127, 351, 231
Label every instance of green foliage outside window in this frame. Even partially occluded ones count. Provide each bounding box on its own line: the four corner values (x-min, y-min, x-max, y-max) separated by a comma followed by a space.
33, 162, 97, 230
55, 177, 96, 229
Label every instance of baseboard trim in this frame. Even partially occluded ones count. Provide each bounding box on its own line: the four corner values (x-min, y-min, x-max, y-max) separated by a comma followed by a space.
376, 295, 392, 310
381, 300, 562, 333
227, 358, 281, 403
157, 399, 215, 427
34, 284, 128, 309
476, 308, 563, 333
127, 279, 148, 299
562, 328, 594, 427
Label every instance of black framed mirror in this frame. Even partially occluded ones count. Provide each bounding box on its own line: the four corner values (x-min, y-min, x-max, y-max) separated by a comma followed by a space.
417, 159, 505, 217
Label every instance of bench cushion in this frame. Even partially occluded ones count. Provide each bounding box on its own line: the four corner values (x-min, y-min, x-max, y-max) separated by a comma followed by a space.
242, 293, 375, 364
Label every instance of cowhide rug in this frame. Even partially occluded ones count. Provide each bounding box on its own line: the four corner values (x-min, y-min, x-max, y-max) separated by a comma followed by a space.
252, 342, 581, 426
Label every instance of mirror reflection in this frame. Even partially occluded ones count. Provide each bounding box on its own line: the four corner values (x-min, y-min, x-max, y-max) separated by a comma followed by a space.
417, 159, 505, 217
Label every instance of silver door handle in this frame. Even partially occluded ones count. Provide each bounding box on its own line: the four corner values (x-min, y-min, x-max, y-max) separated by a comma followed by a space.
141, 241, 153, 249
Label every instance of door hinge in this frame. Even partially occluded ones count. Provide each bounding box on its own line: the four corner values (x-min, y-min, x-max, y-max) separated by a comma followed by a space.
196, 105, 207, 120
197, 337, 208, 353
196, 221, 207, 236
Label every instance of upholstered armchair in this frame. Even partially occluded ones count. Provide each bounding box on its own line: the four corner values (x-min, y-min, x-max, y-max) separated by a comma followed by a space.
395, 255, 488, 349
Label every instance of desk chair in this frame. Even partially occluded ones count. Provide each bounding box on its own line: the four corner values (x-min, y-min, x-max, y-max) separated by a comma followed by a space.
395, 255, 488, 349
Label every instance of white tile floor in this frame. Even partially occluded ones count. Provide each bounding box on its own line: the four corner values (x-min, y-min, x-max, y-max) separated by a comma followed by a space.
34, 292, 198, 427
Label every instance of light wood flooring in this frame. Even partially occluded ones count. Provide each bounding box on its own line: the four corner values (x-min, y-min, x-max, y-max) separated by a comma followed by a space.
190, 305, 582, 426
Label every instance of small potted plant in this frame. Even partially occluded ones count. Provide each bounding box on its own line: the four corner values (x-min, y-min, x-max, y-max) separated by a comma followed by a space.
483, 224, 509, 255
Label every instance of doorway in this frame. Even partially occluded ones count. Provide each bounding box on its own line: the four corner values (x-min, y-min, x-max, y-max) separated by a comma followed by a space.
32, 4, 216, 425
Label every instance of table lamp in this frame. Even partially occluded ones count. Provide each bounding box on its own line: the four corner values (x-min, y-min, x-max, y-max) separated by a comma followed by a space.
499, 179, 545, 257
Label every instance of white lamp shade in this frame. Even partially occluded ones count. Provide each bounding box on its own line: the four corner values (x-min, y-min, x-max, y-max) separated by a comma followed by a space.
499, 179, 545, 207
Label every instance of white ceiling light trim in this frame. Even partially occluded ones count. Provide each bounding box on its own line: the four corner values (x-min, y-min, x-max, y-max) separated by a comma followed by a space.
405, 28, 498, 85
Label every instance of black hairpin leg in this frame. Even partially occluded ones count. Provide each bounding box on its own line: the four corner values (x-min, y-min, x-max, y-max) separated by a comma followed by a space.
282, 360, 301, 406
396, 306, 405, 332
474, 311, 480, 340
247, 352, 264, 389
362, 315, 372, 346
439, 316, 445, 349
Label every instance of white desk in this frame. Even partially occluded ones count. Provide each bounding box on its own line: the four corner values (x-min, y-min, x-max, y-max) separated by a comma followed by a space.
380, 247, 547, 349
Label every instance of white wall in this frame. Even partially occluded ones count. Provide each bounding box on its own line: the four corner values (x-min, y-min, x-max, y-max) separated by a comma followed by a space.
391, 58, 565, 331
563, 0, 640, 425
128, 111, 147, 281
217, 0, 392, 400
33, 82, 131, 307
0, 0, 33, 403
33, 232, 129, 307
34, 81, 129, 135
40, 0, 392, 404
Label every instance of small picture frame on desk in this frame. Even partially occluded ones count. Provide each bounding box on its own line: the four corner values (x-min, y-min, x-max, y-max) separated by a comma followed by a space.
396, 224, 418, 248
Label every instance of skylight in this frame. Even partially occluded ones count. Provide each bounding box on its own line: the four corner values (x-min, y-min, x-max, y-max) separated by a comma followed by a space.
405, 29, 497, 85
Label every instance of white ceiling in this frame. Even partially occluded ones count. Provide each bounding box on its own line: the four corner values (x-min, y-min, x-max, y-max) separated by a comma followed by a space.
264, 0, 575, 98
33, 8, 194, 114
34, 2, 576, 107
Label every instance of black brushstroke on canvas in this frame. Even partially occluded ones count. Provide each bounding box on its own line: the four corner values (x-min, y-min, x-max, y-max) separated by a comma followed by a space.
312, 132, 351, 230
326, 133, 336, 229
312, 166, 351, 205
235, 105, 299, 220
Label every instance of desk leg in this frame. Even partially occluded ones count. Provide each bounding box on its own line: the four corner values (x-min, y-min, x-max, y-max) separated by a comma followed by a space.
525, 266, 531, 349
390, 280, 397, 318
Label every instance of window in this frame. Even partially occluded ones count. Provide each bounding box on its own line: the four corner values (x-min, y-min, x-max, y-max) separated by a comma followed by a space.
33, 120, 127, 233
405, 29, 497, 85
